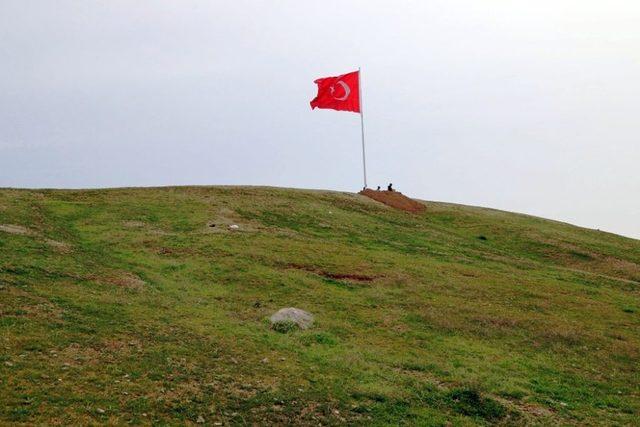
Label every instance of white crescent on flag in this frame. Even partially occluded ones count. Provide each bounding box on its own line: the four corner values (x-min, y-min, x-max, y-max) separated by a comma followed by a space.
331, 81, 351, 101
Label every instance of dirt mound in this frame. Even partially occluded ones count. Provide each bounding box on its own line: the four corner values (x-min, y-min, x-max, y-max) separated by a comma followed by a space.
359, 189, 426, 213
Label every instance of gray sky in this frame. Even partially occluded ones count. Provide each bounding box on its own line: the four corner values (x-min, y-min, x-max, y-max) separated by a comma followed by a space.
1, 1, 639, 239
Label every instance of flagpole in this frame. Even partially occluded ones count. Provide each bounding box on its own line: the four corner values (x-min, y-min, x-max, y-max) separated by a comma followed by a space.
358, 67, 367, 189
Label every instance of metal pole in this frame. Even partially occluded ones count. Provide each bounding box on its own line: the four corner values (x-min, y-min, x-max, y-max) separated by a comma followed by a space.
358, 67, 367, 189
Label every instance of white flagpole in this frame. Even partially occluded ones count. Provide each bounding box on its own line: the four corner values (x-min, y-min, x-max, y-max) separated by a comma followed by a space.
358, 67, 367, 189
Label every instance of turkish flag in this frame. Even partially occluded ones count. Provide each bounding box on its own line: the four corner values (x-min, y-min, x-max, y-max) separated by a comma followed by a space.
310, 70, 360, 113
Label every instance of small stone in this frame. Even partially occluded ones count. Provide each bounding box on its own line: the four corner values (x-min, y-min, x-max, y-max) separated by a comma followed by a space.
261, 358, 269, 364
214, 422, 223, 426
97, 408, 105, 414
228, 224, 239, 230
4, 361, 13, 367
196, 415, 205, 424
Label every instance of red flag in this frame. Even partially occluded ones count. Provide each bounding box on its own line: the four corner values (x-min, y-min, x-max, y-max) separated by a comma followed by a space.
310, 70, 360, 113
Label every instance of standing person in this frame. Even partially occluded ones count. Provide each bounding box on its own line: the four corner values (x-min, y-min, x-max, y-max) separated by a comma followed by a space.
376, 186, 381, 191
387, 183, 393, 192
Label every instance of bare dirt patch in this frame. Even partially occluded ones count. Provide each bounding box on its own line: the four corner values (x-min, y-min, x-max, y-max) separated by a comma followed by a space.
101, 272, 147, 291
321, 272, 376, 282
1, 224, 72, 252
359, 189, 426, 213
157, 247, 174, 255
57, 343, 103, 367
45, 238, 72, 253
122, 220, 146, 228
286, 263, 377, 283
156, 246, 196, 256
520, 403, 554, 418
0, 224, 32, 235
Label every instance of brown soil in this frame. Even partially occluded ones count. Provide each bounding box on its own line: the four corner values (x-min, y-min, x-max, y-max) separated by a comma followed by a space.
100, 272, 147, 291
321, 271, 376, 282
286, 263, 377, 282
359, 189, 426, 213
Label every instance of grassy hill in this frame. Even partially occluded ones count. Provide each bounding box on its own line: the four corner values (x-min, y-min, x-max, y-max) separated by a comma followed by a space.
1, 186, 638, 425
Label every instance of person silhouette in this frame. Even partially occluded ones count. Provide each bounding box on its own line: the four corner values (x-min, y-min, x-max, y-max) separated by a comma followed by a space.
387, 183, 394, 192
376, 186, 381, 191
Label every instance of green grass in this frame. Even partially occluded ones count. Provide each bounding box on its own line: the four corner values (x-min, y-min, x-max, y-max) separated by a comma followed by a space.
0, 186, 639, 425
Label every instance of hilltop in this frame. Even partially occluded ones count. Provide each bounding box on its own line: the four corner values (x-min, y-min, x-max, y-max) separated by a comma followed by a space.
1, 186, 638, 425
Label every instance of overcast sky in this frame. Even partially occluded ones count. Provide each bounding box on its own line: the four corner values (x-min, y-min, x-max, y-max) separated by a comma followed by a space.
1, 1, 639, 238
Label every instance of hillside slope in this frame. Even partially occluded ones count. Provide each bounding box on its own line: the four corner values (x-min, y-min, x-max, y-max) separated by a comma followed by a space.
1, 186, 639, 425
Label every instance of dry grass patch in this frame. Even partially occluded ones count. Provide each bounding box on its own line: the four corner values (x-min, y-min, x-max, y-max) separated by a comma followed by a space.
44, 238, 71, 253
100, 272, 147, 291
122, 220, 146, 228
1, 224, 71, 253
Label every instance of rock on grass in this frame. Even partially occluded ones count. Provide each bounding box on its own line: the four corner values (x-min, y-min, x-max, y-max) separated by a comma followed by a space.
270, 307, 314, 332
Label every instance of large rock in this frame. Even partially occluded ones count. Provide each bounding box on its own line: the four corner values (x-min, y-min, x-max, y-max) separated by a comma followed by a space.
270, 307, 314, 331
